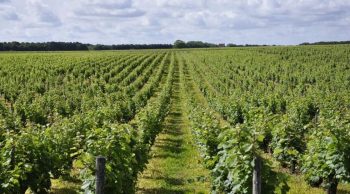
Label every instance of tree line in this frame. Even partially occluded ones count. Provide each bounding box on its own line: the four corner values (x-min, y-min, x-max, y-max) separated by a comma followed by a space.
300, 40, 350, 45
0, 40, 224, 51
1, 40, 349, 51
173, 40, 222, 48
0, 41, 172, 51
0, 42, 89, 51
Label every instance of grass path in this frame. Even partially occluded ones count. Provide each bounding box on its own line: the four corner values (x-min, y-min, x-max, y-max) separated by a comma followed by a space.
136, 58, 211, 194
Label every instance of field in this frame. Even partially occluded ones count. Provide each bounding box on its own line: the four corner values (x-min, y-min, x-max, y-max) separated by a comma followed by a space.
0, 45, 350, 194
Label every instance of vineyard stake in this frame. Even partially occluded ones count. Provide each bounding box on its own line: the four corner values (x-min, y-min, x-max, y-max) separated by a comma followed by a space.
253, 156, 262, 194
96, 156, 106, 194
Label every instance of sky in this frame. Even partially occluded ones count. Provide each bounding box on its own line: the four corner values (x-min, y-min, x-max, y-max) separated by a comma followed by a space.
0, 0, 349, 45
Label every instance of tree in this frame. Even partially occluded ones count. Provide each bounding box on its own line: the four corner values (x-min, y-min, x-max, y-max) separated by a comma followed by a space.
173, 40, 187, 48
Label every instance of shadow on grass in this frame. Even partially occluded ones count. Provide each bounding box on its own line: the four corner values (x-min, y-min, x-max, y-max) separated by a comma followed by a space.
262, 159, 290, 194
49, 177, 81, 194
338, 189, 350, 194
155, 141, 184, 153
138, 187, 190, 194
142, 176, 185, 186
50, 188, 79, 194
153, 134, 186, 158
164, 129, 183, 136
157, 138, 183, 145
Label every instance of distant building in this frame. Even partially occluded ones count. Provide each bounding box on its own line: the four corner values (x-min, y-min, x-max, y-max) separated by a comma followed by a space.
218, 43, 225, 47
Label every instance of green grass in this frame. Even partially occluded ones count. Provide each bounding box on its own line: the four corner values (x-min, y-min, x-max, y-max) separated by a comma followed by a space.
136, 63, 211, 194
49, 179, 80, 194
24, 178, 80, 194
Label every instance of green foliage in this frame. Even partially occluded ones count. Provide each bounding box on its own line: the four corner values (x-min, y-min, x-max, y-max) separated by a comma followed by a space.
0, 51, 174, 193
212, 125, 254, 194
302, 112, 350, 190
173, 40, 187, 48
271, 114, 305, 172
179, 45, 350, 193
189, 106, 221, 169
0, 126, 52, 194
78, 124, 136, 194
1, 45, 350, 194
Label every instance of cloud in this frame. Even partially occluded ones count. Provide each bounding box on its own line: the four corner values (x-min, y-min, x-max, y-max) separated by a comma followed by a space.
2, 11, 18, 20
0, 4, 19, 20
22, 0, 62, 27
75, 8, 145, 18
0, 0, 349, 44
36, 9, 61, 26
73, 0, 144, 19
85, 0, 132, 9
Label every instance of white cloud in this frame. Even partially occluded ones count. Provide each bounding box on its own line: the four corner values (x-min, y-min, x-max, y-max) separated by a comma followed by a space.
2, 11, 18, 20
0, 0, 349, 44
75, 8, 144, 18
21, 0, 62, 27
86, 0, 132, 9
73, 0, 144, 19
0, 4, 19, 20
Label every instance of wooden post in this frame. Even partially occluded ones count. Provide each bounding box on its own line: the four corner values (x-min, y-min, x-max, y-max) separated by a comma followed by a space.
96, 156, 106, 194
253, 156, 262, 194
327, 176, 338, 194
10, 146, 15, 169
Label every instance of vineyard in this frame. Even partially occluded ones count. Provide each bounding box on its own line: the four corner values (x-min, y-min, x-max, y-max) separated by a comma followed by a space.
0, 45, 350, 194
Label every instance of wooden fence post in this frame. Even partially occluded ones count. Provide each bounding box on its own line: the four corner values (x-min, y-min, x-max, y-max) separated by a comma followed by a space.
96, 156, 106, 194
253, 156, 262, 194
